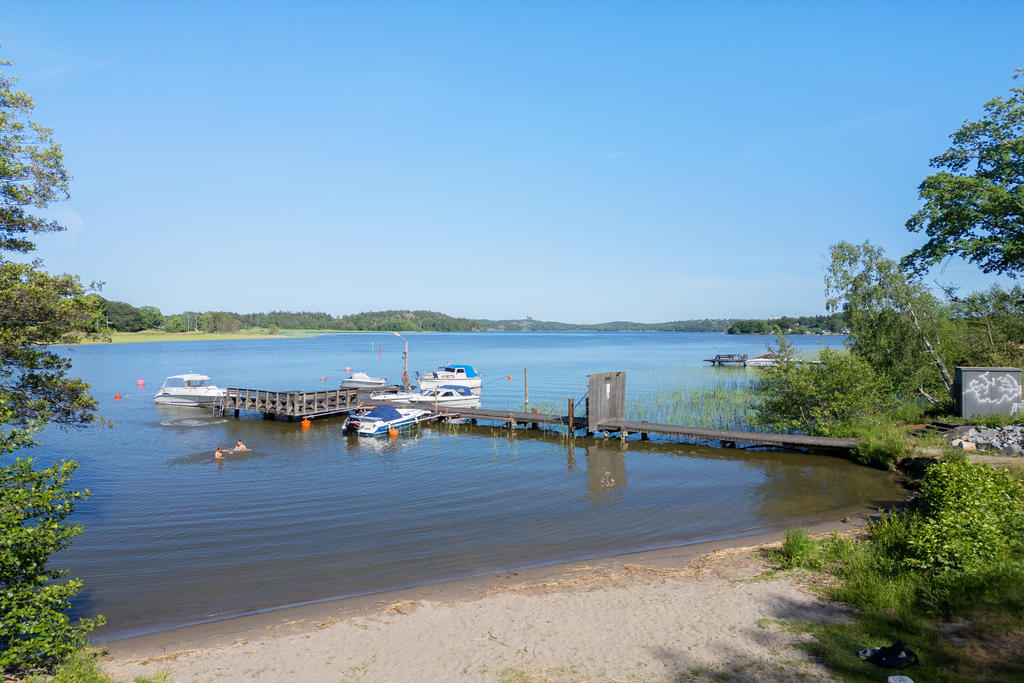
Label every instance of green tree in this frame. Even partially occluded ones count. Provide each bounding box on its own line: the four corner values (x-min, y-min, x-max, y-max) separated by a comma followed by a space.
903, 68, 1024, 278
1, 52, 105, 674
138, 304, 164, 329
750, 334, 894, 437
826, 241, 961, 405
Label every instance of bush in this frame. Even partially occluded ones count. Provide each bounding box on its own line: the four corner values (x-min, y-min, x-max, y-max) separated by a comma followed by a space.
751, 334, 896, 437
0, 459, 105, 674
774, 527, 821, 569
848, 417, 911, 469
903, 460, 1024, 573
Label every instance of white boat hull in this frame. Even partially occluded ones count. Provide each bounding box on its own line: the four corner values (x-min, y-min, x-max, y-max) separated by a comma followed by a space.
153, 390, 225, 407
407, 395, 481, 409
417, 377, 482, 394
343, 406, 431, 436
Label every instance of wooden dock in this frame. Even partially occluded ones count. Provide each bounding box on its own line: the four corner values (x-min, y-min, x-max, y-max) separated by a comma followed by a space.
218, 375, 856, 454
436, 407, 857, 453
596, 419, 857, 451
704, 353, 748, 366
220, 387, 367, 419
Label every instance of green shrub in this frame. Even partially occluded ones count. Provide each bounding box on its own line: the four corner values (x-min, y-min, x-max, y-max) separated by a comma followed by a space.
0, 459, 105, 674
903, 460, 1024, 573
774, 527, 821, 569
848, 417, 910, 469
751, 334, 896, 437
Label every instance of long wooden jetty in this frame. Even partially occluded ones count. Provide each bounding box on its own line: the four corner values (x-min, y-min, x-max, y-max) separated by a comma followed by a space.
218, 373, 856, 454
436, 407, 856, 453
596, 419, 857, 451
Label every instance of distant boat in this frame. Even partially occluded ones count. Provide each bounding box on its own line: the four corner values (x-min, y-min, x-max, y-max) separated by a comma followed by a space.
745, 354, 778, 367
340, 371, 387, 388
153, 373, 226, 407
342, 404, 431, 436
416, 364, 481, 394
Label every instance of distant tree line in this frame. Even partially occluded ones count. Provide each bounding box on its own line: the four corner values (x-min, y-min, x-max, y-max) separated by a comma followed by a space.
91, 300, 763, 333
726, 313, 848, 335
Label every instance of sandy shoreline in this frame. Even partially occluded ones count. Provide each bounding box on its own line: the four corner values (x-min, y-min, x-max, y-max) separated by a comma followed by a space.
100, 516, 871, 682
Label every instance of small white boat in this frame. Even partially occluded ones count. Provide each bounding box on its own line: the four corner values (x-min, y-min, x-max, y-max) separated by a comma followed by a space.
153, 373, 226, 407
369, 390, 420, 403
342, 404, 431, 436
746, 354, 778, 367
408, 385, 481, 409
373, 385, 481, 409
340, 372, 388, 389
416, 364, 481, 394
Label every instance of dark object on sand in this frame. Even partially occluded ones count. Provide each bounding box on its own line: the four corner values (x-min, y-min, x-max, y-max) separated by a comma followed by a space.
858, 640, 918, 669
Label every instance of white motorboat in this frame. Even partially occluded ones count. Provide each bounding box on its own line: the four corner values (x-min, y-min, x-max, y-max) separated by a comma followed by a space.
408, 385, 481, 409
745, 354, 778, 367
369, 390, 419, 403
372, 385, 481, 409
340, 371, 388, 389
153, 373, 226, 407
416, 364, 481, 394
342, 404, 431, 436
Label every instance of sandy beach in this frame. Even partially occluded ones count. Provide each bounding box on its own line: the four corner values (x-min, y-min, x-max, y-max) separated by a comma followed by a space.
100, 520, 861, 682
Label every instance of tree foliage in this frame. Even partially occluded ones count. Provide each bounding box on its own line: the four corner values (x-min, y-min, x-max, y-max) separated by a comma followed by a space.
826, 241, 962, 404
1, 52, 104, 674
903, 68, 1024, 278
750, 334, 894, 437
0, 459, 104, 671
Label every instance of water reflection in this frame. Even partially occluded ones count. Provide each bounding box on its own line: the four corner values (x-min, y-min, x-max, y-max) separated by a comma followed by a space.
582, 441, 627, 505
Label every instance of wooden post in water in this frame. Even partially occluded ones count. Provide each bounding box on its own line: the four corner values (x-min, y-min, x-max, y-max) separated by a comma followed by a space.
524, 368, 529, 409
567, 397, 574, 435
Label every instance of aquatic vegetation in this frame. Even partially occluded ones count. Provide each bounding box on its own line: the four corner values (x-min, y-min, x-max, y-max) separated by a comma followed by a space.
628, 366, 756, 431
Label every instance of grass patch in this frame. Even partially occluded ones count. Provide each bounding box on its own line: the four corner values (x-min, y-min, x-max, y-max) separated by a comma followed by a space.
76, 329, 314, 344
21, 648, 169, 683
766, 460, 1024, 680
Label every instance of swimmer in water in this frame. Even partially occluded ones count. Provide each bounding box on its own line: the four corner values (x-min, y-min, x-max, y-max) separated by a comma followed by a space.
214, 446, 232, 459
234, 440, 248, 451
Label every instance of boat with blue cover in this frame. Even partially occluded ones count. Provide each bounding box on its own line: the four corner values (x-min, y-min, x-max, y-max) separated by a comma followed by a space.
342, 404, 431, 436
416, 364, 482, 394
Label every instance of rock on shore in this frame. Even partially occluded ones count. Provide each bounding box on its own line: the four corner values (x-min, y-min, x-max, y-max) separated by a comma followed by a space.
950, 424, 1024, 456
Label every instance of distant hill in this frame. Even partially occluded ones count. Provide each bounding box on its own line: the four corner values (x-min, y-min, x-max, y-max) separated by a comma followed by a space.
94, 298, 824, 334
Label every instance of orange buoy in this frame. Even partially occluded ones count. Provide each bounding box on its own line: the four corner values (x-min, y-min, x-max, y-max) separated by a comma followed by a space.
506, 375, 512, 380
301, 418, 311, 429
345, 366, 351, 372
136, 379, 145, 386
114, 394, 122, 400
388, 427, 399, 438
321, 376, 326, 381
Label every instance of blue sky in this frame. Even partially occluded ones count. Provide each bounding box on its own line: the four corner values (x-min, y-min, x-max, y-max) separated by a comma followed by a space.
4, 1, 1022, 322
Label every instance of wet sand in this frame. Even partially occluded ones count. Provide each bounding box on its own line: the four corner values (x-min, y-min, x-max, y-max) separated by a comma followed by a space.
100, 516, 870, 682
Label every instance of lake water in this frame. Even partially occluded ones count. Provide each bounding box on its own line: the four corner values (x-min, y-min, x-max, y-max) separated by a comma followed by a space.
32, 332, 904, 640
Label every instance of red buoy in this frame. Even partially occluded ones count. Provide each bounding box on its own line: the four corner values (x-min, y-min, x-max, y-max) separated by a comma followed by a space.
136, 379, 145, 386
114, 394, 122, 400
321, 376, 326, 381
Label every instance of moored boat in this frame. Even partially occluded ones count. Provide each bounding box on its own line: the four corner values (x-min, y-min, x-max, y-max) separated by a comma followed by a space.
374, 384, 482, 409
416, 364, 481, 394
342, 404, 431, 436
340, 371, 388, 388
153, 373, 226, 407
745, 353, 778, 367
